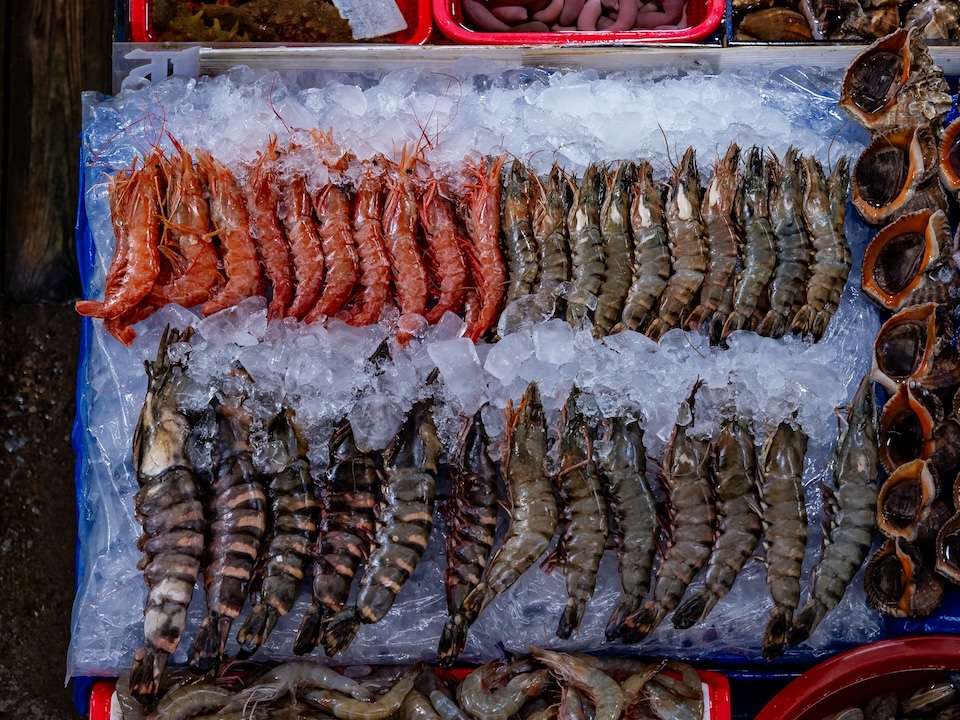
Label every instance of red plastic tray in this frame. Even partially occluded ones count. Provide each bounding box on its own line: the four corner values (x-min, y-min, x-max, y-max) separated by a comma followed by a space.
129, 0, 433, 45
89, 665, 731, 719
432, 0, 723, 44
756, 635, 960, 720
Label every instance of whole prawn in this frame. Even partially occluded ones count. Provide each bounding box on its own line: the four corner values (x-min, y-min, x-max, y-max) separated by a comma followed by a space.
420, 177, 469, 324
686, 143, 740, 331
672, 418, 761, 629
597, 416, 657, 640
502, 159, 541, 306
618, 160, 670, 333
437, 382, 558, 666
128, 326, 203, 705
236, 409, 317, 658
757, 148, 811, 338
620, 386, 716, 642
531, 163, 572, 316
594, 163, 635, 338
280, 171, 326, 320
323, 398, 441, 655
294, 419, 378, 656
791, 156, 851, 341
566, 163, 606, 330
457, 659, 553, 720
306, 183, 359, 322
647, 147, 707, 341
550, 390, 609, 638
789, 374, 878, 645
383, 147, 429, 320
461, 155, 507, 343
758, 419, 809, 659
720, 146, 777, 340
530, 648, 623, 720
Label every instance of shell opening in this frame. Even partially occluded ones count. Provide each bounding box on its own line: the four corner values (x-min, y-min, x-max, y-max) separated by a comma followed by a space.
872, 231, 927, 296
876, 321, 927, 381
880, 389, 935, 470
848, 50, 905, 115
855, 145, 911, 209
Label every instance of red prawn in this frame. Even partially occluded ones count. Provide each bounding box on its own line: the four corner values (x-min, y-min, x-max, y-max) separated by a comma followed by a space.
304, 184, 358, 323
461, 155, 507, 343
419, 177, 469, 325
281, 172, 326, 321
382, 147, 429, 319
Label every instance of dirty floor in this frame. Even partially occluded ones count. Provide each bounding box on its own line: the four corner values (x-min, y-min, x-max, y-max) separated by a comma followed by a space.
0, 301, 83, 718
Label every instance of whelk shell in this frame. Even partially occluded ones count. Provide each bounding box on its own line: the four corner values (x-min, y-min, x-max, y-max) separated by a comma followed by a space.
936, 510, 960, 584
877, 458, 939, 542
734, 7, 813, 40
871, 302, 960, 392
864, 537, 945, 617
904, 0, 960, 39
940, 116, 960, 194
879, 383, 939, 472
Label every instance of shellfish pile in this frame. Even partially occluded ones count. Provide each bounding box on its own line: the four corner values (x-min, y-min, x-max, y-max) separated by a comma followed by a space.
842, 29, 960, 619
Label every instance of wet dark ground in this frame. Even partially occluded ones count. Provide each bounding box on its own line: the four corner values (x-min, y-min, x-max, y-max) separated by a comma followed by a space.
0, 301, 84, 718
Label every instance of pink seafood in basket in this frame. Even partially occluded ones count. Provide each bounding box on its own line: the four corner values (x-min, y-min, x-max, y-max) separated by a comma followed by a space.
461, 0, 686, 31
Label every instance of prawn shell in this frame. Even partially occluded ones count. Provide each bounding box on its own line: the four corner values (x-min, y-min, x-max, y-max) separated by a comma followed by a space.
864, 537, 945, 618
839, 27, 952, 135
871, 302, 957, 392
852, 126, 947, 227
876, 458, 939, 541
860, 209, 952, 311
935, 509, 960, 584
878, 383, 939, 471
940, 116, 960, 193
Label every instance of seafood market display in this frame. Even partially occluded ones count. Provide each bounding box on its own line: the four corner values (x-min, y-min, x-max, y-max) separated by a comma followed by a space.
839, 29, 960, 621
114, 654, 710, 719
71, 63, 880, 681
816, 672, 960, 719
459, 0, 689, 32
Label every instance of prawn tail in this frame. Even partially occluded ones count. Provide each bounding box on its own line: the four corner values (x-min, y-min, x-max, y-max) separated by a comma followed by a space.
604, 595, 642, 640
812, 311, 832, 341
188, 615, 229, 674
763, 606, 792, 660
671, 589, 714, 630
617, 602, 664, 644
756, 311, 785, 339
556, 600, 585, 640
293, 603, 325, 656
129, 646, 168, 707
720, 310, 750, 340
236, 604, 279, 659
790, 305, 816, 336
436, 613, 469, 669
683, 305, 712, 331
321, 605, 361, 657
787, 600, 827, 647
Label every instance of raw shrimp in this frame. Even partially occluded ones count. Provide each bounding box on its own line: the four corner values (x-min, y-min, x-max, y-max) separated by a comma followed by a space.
438, 382, 558, 666
245, 137, 293, 321
757, 148, 811, 338
647, 147, 707, 341
383, 147, 429, 319
721, 146, 777, 339
236, 410, 317, 658
551, 390, 609, 638
224, 660, 375, 713
618, 160, 670, 333
686, 143, 740, 331
531, 163, 572, 315
323, 399, 441, 655
153, 680, 233, 720
342, 157, 392, 327
303, 666, 420, 720
566, 163, 606, 330
620, 387, 716, 642
294, 419, 378, 656
759, 419, 809, 659
75, 170, 132, 319
306, 184, 359, 322
461, 155, 507, 343
195, 150, 262, 316
672, 418, 761, 629
789, 374, 878, 645
502, 158, 541, 305
596, 416, 657, 640
530, 648, 624, 720
594, 162, 634, 338
791, 156, 851, 341
403, 690, 444, 720
279, 171, 325, 320
420, 177, 469, 324
128, 326, 203, 706
456, 660, 553, 720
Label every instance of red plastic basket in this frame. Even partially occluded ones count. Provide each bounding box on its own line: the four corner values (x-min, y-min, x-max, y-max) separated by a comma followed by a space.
755, 636, 960, 720
129, 0, 433, 45
432, 0, 723, 44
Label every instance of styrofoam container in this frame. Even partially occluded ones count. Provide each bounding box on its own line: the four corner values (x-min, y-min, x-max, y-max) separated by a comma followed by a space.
130, 0, 433, 44
432, 0, 724, 44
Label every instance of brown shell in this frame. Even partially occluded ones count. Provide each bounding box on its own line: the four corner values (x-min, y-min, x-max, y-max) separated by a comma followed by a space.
905, 0, 960, 39
940, 117, 960, 193
864, 537, 945, 617
840, 4, 901, 40
936, 510, 960, 584
734, 8, 813, 41
839, 27, 953, 135
861, 210, 955, 310
877, 459, 939, 541
930, 418, 960, 483
852, 126, 947, 227
879, 383, 939, 471
871, 302, 960, 392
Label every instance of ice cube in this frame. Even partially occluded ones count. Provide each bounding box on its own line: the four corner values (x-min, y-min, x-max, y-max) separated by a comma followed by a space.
349, 395, 405, 452
484, 332, 535, 384
533, 320, 576, 365
428, 339, 486, 416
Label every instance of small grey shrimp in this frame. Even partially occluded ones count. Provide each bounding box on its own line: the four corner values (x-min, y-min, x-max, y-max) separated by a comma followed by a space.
532, 163, 572, 315
566, 163, 606, 330
620, 386, 716, 642
686, 143, 740, 331
791, 156, 851, 341
236, 410, 317, 658
673, 418, 761, 629
223, 660, 375, 713
759, 419, 809, 659
403, 690, 444, 720
647, 147, 708, 341
530, 648, 624, 720
503, 159, 541, 305
559, 686, 587, 720
550, 390, 609, 638
618, 160, 670, 333
757, 148, 812, 339
721, 146, 778, 340
303, 665, 420, 720
644, 678, 703, 720
154, 680, 234, 720
789, 374, 878, 645
323, 399, 441, 655
596, 416, 657, 640
457, 660, 553, 720
438, 382, 558, 666
593, 162, 635, 338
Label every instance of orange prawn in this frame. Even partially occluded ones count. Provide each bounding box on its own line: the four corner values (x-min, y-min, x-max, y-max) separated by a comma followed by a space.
304, 184, 358, 323
281, 172, 326, 321
382, 147, 429, 319
420, 176, 469, 325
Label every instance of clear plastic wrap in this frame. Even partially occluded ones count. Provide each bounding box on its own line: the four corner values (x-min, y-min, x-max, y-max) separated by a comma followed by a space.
70, 61, 883, 679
